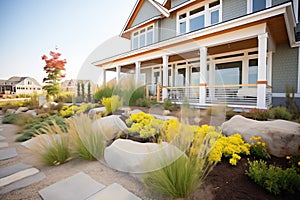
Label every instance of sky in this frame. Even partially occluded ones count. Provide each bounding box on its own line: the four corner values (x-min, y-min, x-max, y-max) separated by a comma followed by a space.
0, 0, 162, 85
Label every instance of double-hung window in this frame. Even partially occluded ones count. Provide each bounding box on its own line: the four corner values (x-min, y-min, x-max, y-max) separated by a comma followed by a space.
177, 0, 221, 35
132, 25, 154, 50
247, 0, 272, 14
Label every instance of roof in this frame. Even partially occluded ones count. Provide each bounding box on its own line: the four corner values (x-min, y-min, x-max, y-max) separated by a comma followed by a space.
121, 0, 169, 36
0, 76, 42, 86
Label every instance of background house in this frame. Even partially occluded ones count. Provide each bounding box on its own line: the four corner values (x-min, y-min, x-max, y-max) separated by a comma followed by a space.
0, 76, 43, 95
93, 0, 300, 109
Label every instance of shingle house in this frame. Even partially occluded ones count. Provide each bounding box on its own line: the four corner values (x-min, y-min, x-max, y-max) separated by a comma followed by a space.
93, 0, 300, 109
0, 76, 43, 95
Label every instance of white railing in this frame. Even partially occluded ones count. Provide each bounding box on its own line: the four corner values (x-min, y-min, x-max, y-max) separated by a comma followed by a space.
159, 84, 272, 108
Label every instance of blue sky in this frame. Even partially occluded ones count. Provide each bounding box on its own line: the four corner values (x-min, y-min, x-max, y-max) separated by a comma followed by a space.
0, 0, 142, 84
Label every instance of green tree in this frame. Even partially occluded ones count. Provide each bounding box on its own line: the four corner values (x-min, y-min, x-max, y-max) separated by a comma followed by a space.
81, 81, 85, 101
77, 81, 80, 97
42, 49, 66, 99
87, 81, 91, 102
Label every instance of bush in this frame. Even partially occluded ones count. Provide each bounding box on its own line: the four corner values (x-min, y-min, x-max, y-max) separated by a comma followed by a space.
94, 84, 114, 102
246, 159, 300, 195
2, 114, 19, 124
30, 121, 71, 165
67, 114, 106, 160
162, 98, 178, 112
129, 86, 146, 106
101, 95, 123, 115
16, 115, 66, 142
269, 106, 292, 120
54, 92, 74, 103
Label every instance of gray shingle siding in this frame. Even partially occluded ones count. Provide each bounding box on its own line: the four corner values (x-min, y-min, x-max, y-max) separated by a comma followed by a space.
272, 43, 298, 93
159, 17, 177, 41
131, 0, 161, 28
222, 0, 247, 22
272, 0, 290, 6
171, 0, 190, 9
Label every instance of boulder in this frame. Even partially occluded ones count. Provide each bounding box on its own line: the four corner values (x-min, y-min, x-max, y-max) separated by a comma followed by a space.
42, 102, 57, 109
26, 110, 37, 117
88, 107, 106, 117
104, 139, 184, 173
222, 115, 300, 157
5, 109, 16, 114
15, 107, 29, 114
92, 115, 127, 141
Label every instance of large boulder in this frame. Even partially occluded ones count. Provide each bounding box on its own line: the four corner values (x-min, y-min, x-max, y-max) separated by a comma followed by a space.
88, 107, 106, 117
222, 115, 300, 157
15, 107, 29, 114
5, 109, 16, 114
104, 139, 184, 173
92, 115, 127, 141
26, 110, 37, 117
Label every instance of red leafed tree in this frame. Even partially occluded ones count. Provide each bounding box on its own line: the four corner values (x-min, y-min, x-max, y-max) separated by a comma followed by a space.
41, 49, 66, 97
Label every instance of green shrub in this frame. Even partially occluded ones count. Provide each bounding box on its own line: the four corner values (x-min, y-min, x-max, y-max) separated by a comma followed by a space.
16, 115, 66, 142
94, 84, 114, 102
67, 114, 106, 160
129, 86, 146, 106
246, 159, 300, 195
249, 136, 270, 160
13, 113, 35, 126
54, 92, 74, 103
31, 121, 71, 166
2, 114, 19, 124
162, 98, 178, 111
269, 106, 292, 120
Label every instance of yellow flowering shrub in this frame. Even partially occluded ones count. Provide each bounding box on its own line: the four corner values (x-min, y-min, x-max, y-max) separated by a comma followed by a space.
126, 112, 162, 138
101, 95, 123, 115
249, 136, 270, 159
208, 134, 251, 165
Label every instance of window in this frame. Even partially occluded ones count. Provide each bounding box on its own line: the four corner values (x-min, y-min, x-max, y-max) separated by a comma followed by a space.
132, 25, 154, 50
215, 61, 242, 85
248, 59, 258, 84
247, 0, 272, 14
177, 0, 221, 35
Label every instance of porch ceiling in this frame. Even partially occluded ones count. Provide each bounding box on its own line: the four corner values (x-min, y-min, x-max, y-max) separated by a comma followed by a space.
266, 15, 288, 45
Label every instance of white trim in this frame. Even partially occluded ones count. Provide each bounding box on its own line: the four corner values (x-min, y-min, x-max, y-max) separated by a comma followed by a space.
293, 0, 299, 23
148, 0, 170, 17
131, 24, 155, 50
169, 0, 196, 13
162, 55, 169, 100
298, 47, 300, 93
123, 16, 160, 35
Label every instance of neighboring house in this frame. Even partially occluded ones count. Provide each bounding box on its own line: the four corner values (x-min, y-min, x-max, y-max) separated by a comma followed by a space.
93, 0, 300, 109
0, 76, 43, 95
61, 79, 96, 94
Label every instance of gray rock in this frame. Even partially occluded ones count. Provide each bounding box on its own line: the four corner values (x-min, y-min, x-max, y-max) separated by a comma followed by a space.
15, 107, 29, 114
88, 107, 106, 117
26, 110, 37, 117
5, 109, 16, 114
104, 139, 184, 173
222, 115, 300, 157
92, 115, 127, 141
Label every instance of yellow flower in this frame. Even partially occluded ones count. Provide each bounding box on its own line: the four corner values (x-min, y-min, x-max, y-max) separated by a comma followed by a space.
261, 142, 266, 147
257, 137, 262, 141
286, 156, 291, 160
257, 141, 261, 145
298, 161, 300, 167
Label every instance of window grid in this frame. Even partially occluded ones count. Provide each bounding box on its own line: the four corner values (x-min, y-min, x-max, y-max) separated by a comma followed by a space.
132, 25, 154, 50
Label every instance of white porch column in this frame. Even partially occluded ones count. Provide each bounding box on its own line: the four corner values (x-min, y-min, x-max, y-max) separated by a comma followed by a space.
102, 69, 106, 86
257, 33, 268, 109
116, 66, 121, 82
162, 55, 169, 100
208, 61, 215, 99
135, 61, 141, 86
199, 47, 207, 105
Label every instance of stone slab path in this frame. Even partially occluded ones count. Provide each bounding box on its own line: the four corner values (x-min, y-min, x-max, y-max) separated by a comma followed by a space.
0, 148, 17, 160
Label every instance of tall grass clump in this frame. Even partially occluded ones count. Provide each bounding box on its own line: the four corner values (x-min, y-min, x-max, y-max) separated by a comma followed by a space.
67, 114, 106, 160
94, 81, 115, 102
143, 120, 218, 199
101, 95, 123, 115
31, 121, 71, 166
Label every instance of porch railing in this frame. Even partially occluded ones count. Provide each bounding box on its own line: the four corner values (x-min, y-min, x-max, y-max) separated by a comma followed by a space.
155, 84, 272, 108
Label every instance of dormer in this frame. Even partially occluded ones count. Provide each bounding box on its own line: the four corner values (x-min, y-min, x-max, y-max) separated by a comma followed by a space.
121, 0, 169, 50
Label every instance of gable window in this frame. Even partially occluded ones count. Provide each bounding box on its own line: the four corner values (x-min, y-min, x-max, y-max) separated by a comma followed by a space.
177, 0, 221, 35
132, 25, 154, 50
247, 0, 272, 14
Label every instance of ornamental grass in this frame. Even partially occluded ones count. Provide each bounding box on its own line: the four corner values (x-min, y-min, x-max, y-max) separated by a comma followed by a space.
31, 120, 71, 166
67, 114, 106, 161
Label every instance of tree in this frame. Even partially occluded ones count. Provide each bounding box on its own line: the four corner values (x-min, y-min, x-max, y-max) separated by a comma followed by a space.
81, 81, 85, 101
77, 81, 80, 97
42, 49, 66, 98
87, 81, 91, 102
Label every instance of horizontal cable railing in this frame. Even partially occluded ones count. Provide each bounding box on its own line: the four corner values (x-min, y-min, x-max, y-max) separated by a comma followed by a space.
168, 86, 200, 104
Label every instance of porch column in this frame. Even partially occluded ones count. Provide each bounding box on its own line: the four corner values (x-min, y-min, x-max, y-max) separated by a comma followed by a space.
102, 69, 106, 86
135, 61, 141, 86
208, 61, 215, 99
257, 33, 268, 109
199, 47, 207, 105
116, 66, 121, 82
162, 55, 169, 100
